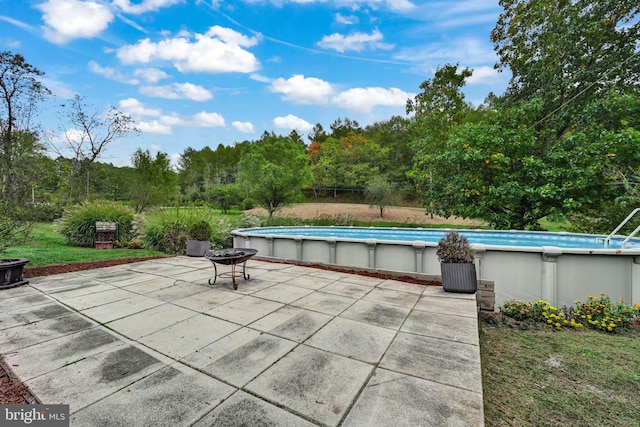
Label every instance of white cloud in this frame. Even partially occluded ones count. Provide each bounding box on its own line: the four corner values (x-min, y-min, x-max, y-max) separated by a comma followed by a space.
117, 25, 260, 73
118, 98, 161, 117
137, 120, 173, 134
335, 13, 359, 25
273, 114, 314, 131
269, 0, 414, 12
269, 74, 334, 104
317, 29, 393, 53
232, 121, 255, 133
467, 65, 505, 85
332, 87, 412, 113
139, 83, 213, 101
133, 67, 170, 83
88, 60, 139, 84
113, 0, 183, 14
37, 0, 113, 44
191, 111, 225, 127
395, 37, 496, 68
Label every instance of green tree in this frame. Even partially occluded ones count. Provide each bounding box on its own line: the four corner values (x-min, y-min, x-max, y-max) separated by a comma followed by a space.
365, 176, 399, 218
0, 52, 49, 205
129, 148, 176, 213
237, 134, 312, 219
208, 184, 242, 214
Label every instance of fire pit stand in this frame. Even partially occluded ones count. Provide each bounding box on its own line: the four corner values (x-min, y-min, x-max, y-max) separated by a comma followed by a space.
205, 248, 258, 290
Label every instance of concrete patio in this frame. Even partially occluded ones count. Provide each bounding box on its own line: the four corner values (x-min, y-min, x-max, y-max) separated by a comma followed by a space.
0, 256, 484, 426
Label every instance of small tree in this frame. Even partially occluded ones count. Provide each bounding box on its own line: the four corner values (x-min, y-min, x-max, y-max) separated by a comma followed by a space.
128, 148, 176, 213
237, 134, 313, 220
365, 176, 399, 218
208, 184, 241, 214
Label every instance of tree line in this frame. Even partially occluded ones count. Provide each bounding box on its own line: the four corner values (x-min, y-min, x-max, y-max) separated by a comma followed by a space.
1, 0, 639, 234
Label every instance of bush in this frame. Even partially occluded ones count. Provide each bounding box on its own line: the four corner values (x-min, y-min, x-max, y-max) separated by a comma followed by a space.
188, 220, 212, 241
140, 208, 237, 254
55, 200, 134, 247
0, 198, 32, 253
240, 197, 256, 210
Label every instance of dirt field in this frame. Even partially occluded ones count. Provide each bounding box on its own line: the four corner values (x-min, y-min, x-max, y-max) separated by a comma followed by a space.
246, 203, 485, 226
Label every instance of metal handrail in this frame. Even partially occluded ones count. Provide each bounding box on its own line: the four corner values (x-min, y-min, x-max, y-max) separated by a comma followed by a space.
604, 208, 640, 247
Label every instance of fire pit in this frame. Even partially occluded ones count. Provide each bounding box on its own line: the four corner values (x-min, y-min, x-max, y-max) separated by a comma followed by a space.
1, 258, 29, 289
205, 248, 258, 290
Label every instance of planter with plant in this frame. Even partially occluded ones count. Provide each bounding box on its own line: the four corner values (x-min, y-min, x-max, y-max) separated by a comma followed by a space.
436, 231, 477, 293
186, 220, 212, 257
0, 258, 29, 289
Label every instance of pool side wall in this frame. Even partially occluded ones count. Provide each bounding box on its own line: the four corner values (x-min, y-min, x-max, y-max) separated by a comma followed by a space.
233, 231, 640, 309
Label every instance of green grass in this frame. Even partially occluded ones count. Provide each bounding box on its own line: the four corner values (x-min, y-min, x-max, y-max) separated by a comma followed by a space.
480, 320, 640, 426
1, 222, 166, 267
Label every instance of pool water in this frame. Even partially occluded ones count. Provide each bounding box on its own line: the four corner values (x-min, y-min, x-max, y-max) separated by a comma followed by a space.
239, 227, 640, 250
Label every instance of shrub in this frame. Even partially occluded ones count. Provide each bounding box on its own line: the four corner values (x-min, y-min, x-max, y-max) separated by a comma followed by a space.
240, 197, 256, 210
436, 231, 474, 263
0, 198, 32, 253
55, 200, 134, 247
188, 220, 212, 241
140, 208, 237, 254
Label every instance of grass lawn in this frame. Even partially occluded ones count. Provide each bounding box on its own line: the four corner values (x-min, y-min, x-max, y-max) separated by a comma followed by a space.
480, 319, 640, 426
1, 222, 167, 267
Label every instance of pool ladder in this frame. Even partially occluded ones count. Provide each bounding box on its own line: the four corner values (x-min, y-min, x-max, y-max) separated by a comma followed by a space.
602, 208, 640, 248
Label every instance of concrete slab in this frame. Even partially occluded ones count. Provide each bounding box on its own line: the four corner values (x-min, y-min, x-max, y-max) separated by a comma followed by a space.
377, 279, 429, 294
38, 282, 119, 298
143, 282, 208, 302
380, 332, 483, 393
320, 281, 373, 298
0, 313, 95, 352
70, 364, 235, 426
251, 283, 315, 304
138, 314, 240, 359
216, 278, 278, 294
53, 288, 136, 310
401, 310, 480, 346
305, 317, 396, 364
249, 306, 333, 342
121, 277, 180, 294
173, 288, 242, 312
339, 300, 410, 330
5, 327, 124, 381
80, 294, 165, 324
342, 368, 484, 427
254, 270, 301, 283
414, 294, 478, 318
283, 275, 336, 290
246, 345, 374, 426
0, 302, 71, 330
338, 274, 383, 287
291, 291, 356, 316
205, 295, 283, 325
193, 391, 317, 427
0, 292, 52, 311
26, 344, 165, 412
361, 288, 421, 308
183, 328, 297, 386
0, 284, 38, 300
106, 303, 198, 340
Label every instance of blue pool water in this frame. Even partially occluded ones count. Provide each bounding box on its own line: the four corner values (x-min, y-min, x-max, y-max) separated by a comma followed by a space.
238, 227, 640, 250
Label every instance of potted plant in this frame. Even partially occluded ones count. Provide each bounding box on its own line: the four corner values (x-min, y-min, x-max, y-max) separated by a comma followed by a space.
186, 220, 212, 257
436, 231, 477, 293
1, 258, 29, 289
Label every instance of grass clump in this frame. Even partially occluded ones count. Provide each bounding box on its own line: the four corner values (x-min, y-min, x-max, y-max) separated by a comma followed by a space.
55, 200, 135, 247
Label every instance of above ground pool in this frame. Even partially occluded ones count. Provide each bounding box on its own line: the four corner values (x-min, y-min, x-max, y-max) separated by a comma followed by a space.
236, 226, 640, 250
232, 226, 640, 309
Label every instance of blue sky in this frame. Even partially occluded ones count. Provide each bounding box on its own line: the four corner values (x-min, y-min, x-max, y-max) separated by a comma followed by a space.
1, 0, 510, 167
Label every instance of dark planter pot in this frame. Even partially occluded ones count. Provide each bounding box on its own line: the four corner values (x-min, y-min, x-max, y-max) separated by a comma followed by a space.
187, 240, 211, 257
0, 258, 29, 289
440, 262, 477, 293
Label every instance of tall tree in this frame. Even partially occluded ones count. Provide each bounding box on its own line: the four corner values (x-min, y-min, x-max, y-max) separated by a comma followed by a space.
129, 148, 176, 213
0, 51, 49, 204
50, 95, 139, 204
237, 134, 312, 219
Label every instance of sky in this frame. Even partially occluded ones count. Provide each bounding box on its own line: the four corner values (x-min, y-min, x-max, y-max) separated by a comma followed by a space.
0, 0, 510, 167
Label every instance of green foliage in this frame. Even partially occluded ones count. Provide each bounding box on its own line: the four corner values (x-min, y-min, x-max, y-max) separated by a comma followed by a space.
500, 294, 640, 332
55, 200, 134, 247
238, 134, 313, 219
140, 208, 237, 254
208, 184, 242, 213
188, 220, 212, 241
240, 197, 256, 210
436, 231, 474, 263
128, 148, 176, 213
0, 198, 33, 253
364, 176, 399, 218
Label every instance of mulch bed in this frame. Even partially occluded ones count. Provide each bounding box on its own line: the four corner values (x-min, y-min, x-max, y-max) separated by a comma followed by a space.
23, 256, 170, 278
0, 356, 36, 404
